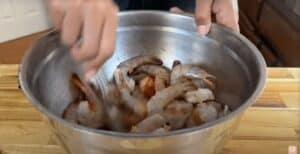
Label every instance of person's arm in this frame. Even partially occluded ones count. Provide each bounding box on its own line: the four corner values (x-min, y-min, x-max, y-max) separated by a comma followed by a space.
195, 0, 239, 35
47, 0, 119, 79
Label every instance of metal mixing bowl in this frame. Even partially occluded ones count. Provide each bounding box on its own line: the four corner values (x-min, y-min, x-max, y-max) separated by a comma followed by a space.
19, 11, 266, 154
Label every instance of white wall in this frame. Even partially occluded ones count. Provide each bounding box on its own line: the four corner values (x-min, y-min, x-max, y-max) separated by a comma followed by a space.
0, 0, 51, 43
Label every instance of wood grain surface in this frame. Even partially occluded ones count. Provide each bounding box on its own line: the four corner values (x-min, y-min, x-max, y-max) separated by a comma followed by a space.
0, 65, 299, 154
0, 32, 47, 65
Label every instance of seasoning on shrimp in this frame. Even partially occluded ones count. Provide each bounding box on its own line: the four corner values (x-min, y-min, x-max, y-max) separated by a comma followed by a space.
162, 100, 193, 130
131, 114, 166, 133
184, 88, 215, 104
147, 82, 196, 115
117, 55, 163, 92
135, 64, 170, 91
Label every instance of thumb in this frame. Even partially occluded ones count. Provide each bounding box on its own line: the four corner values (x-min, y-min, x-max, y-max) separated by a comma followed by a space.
170, 7, 185, 14
195, 0, 213, 35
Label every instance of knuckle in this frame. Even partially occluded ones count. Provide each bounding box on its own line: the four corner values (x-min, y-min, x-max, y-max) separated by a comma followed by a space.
96, 0, 107, 10
101, 46, 114, 59
81, 45, 99, 60
68, 0, 81, 10
195, 12, 210, 21
110, 3, 119, 13
83, 0, 99, 11
62, 33, 75, 45
48, 0, 61, 9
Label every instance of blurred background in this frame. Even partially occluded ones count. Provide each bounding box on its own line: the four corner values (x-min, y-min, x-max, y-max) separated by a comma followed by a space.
0, 0, 299, 67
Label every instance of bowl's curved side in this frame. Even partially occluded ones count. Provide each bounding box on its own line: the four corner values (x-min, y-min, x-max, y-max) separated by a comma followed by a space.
19, 10, 266, 154
47, 113, 241, 154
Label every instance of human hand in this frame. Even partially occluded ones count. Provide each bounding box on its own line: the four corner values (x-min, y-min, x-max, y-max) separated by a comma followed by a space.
195, 0, 239, 35
47, 0, 119, 79
170, 0, 239, 35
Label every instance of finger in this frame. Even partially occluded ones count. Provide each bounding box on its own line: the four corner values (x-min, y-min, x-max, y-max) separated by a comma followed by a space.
61, 0, 82, 45
71, 2, 105, 62
232, 0, 239, 22
169, 7, 185, 14
47, 0, 65, 30
84, 5, 119, 79
213, 0, 239, 32
195, 0, 213, 35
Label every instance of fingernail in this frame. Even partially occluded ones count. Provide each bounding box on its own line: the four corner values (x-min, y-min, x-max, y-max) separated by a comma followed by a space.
198, 25, 209, 36
85, 70, 97, 80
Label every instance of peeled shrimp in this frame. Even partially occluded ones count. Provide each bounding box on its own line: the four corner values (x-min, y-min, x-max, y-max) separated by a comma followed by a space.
184, 88, 215, 104
138, 76, 156, 98
131, 114, 166, 133
118, 55, 163, 73
117, 56, 163, 91
114, 69, 147, 117
131, 72, 148, 82
171, 63, 216, 89
63, 102, 79, 123
205, 101, 230, 118
106, 105, 142, 132
152, 126, 171, 134
77, 100, 104, 128
135, 64, 170, 91
105, 81, 122, 106
70, 74, 104, 128
163, 100, 193, 130
187, 103, 218, 127
147, 82, 196, 115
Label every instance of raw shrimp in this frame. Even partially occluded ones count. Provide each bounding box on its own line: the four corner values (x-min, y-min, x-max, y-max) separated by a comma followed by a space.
105, 81, 122, 106
163, 100, 193, 130
187, 102, 218, 127
184, 88, 215, 104
117, 55, 163, 91
118, 55, 163, 73
131, 114, 166, 133
135, 64, 170, 91
120, 88, 147, 117
106, 105, 142, 132
114, 69, 147, 117
138, 76, 156, 98
105, 105, 124, 131
147, 82, 196, 115
152, 126, 171, 134
172, 60, 181, 68
70, 74, 105, 128
63, 102, 79, 123
171, 63, 216, 89
205, 101, 230, 118
218, 104, 230, 118
180, 76, 216, 90
76, 100, 104, 128
131, 72, 148, 82
207, 101, 222, 112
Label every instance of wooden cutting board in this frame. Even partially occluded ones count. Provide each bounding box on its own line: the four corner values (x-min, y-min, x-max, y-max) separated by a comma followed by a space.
0, 65, 299, 154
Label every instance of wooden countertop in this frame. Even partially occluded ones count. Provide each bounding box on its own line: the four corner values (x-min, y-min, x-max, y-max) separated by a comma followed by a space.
0, 65, 299, 154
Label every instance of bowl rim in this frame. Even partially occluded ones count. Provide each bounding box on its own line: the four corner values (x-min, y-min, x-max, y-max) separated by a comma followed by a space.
19, 10, 267, 138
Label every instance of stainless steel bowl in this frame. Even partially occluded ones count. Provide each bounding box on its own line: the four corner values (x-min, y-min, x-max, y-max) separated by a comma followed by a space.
19, 11, 266, 154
